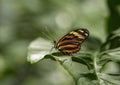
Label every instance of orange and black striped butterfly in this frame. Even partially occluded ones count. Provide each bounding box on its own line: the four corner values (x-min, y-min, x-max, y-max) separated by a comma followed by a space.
54, 28, 89, 55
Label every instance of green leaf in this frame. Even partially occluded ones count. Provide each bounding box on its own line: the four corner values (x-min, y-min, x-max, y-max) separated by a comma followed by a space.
99, 73, 120, 85
72, 57, 93, 70
100, 61, 120, 74
99, 47, 120, 62
72, 53, 93, 70
27, 37, 52, 63
101, 28, 120, 51
78, 77, 99, 85
52, 52, 66, 57
44, 54, 56, 61
79, 73, 98, 80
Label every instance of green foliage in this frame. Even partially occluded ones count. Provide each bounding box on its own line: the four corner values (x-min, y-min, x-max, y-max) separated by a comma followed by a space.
1, 0, 120, 85
28, 28, 120, 85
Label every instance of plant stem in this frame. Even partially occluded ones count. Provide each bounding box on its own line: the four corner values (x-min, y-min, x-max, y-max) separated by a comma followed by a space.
93, 53, 101, 85
58, 61, 78, 85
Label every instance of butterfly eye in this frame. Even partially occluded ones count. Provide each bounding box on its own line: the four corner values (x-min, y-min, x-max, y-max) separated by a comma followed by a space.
85, 33, 89, 37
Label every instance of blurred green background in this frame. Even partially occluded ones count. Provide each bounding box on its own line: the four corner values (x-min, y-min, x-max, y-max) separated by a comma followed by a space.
0, 0, 120, 85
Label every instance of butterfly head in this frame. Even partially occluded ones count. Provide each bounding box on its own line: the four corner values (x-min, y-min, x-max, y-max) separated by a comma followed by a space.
79, 28, 89, 37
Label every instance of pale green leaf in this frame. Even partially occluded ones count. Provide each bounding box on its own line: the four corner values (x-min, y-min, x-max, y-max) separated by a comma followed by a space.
27, 37, 52, 63
99, 73, 120, 85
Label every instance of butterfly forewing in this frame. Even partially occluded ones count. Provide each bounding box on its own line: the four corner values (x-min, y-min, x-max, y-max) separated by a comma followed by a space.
55, 28, 89, 55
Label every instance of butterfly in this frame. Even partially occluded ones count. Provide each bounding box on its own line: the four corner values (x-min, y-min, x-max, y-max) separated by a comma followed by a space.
54, 28, 89, 55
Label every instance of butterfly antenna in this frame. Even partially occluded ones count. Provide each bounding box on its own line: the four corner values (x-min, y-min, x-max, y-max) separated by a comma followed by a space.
41, 31, 51, 40
44, 27, 58, 54
45, 26, 55, 41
